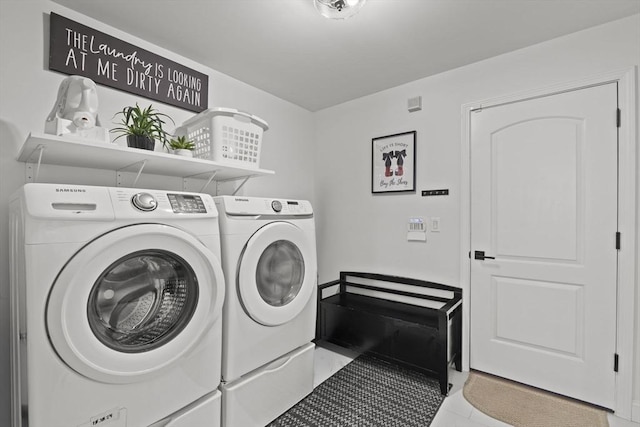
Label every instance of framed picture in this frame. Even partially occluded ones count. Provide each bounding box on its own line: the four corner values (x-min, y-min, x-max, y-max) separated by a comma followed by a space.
371, 131, 416, 193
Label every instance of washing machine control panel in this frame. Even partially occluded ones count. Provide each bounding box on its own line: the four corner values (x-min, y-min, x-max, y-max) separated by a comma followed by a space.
271, 200, 282, 212
112, 188, 214, 216
167, 193, 207, 213
131, 192, 157, 211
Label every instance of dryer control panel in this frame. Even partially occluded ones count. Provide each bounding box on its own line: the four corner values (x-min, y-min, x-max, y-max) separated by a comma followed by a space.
215, 196, 313, 216
272, 200, 308, 215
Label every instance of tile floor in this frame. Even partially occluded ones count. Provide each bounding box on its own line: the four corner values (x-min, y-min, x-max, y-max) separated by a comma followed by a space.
313, 345, 639, 427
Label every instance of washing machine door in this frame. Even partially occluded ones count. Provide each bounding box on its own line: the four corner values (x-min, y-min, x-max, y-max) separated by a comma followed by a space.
237, 221, 316, 326
46, 224, 225, 384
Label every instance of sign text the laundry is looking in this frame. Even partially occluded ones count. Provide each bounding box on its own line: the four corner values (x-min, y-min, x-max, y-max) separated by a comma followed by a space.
49, 12, 208, 113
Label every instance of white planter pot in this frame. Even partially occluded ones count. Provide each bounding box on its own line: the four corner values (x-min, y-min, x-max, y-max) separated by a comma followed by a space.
173, 149, 193, 157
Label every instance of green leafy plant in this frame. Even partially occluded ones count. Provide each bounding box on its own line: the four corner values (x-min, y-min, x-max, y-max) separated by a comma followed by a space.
111, 103, 174, 149
168, 135, 196, 151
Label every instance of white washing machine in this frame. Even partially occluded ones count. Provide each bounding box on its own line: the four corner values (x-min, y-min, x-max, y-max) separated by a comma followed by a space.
9, 184, 226, 427
214, 196, 317, 427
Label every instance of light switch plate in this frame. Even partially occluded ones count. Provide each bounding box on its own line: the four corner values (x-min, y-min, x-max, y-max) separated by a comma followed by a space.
431, 217, 441, 232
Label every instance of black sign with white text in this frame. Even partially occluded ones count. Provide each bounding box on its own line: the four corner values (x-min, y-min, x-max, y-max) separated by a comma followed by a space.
49, 12, 208, 113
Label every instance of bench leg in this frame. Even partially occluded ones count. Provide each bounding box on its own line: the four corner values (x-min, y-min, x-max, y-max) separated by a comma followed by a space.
439, 376, 449, 395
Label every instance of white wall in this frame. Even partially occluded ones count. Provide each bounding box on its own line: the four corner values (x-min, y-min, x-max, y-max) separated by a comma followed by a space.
0, 1, 314, 424
1, 0, 639, 424
314, 14, 640, 418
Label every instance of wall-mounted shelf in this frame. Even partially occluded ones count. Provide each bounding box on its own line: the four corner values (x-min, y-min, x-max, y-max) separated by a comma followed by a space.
17, 133, 275, 192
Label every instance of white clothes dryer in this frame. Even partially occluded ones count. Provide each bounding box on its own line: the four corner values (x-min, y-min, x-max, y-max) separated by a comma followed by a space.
9, 184, 226, 427
214, 196, 317, 427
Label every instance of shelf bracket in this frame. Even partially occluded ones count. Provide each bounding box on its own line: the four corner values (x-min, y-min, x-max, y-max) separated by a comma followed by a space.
198, 171, 218, 193
216, 175, 257, 196
182, 170, 220, 193
116, 160, 147, 187
231, 176, 251, 195
25, 144, 46, 183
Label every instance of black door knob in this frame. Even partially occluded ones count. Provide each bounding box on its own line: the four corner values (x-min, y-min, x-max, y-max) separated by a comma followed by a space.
474, 251, 495, 260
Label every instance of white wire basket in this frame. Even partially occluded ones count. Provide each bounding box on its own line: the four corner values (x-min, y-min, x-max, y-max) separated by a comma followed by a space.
175, 108, 269, 168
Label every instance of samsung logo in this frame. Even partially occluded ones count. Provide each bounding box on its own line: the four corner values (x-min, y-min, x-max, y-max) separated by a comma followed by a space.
91, 413, 113, 425
56, 188, 86, 193
90, 409, 116, 425
89, 407, 120, 426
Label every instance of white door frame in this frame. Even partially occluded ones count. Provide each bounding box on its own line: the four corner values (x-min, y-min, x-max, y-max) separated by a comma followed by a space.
460, 67, 637, 419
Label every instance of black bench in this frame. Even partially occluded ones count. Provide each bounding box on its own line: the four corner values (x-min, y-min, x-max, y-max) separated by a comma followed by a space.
315, 271, 462, 395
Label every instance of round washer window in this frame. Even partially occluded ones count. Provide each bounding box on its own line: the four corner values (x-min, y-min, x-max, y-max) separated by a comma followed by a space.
88, 250, 199, 353
256, 240, 305, 307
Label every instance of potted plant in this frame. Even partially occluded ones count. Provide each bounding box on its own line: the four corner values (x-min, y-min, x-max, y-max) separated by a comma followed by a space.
111, 103, 174, 151
168, 135, 196, 157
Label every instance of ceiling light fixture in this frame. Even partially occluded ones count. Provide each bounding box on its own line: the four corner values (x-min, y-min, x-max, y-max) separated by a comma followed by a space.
314, 0, 367, 20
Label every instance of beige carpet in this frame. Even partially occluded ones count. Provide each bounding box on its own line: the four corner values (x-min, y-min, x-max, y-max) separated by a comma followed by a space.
463, 371, 609, 427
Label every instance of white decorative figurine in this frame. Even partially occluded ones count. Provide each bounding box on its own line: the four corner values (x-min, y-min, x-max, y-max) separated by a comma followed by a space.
44, 75, 110, 143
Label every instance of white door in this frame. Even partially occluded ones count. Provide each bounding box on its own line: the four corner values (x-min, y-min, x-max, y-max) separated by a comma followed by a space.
237, 221, 316, 326
469, 83, 618, 409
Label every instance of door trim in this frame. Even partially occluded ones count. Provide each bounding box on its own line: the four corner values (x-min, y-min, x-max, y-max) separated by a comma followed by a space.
460, 67, 637, 419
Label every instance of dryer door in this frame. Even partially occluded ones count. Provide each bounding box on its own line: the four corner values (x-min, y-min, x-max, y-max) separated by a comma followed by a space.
47, 224, 225, 384
237, 221, 316, 326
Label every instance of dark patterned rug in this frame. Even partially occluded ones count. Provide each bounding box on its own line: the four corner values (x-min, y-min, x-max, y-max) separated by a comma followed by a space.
267, 354, 446, 426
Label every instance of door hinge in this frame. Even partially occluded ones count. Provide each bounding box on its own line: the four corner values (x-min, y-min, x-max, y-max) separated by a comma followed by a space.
614, 353, 619, 372
617, 108, 621, 128
616, 232, 621, 250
